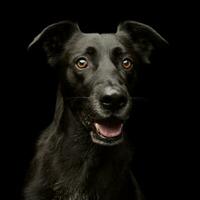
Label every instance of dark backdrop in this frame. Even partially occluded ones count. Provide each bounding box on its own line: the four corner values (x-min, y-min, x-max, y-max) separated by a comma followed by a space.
2, 1, 191, 200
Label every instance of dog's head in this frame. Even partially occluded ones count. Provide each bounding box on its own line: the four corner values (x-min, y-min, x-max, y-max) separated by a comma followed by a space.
29, 21, 168, 146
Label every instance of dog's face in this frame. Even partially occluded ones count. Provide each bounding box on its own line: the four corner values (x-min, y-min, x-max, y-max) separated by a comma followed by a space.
62, 33, 135, 145
29, 21, 167, 146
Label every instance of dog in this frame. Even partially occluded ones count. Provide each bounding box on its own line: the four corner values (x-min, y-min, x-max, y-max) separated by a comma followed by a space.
24, 20, 167, 200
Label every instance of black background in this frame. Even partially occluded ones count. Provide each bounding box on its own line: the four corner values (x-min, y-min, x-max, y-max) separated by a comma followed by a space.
2, 1, 194, 200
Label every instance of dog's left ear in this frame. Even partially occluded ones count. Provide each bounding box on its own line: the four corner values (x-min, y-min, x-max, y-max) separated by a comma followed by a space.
28, 21, 80, 66
117, 21, 168, 63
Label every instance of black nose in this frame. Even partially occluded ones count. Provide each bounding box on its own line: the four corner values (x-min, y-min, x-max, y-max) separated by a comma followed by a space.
100, 87, 128, 111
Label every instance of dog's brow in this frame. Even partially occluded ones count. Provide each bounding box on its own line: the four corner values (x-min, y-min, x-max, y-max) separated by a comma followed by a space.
85, 46, 96, 55
112, 47, 124, 56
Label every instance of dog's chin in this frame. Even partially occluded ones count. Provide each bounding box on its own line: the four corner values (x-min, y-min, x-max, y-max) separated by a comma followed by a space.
90, 119, 124, 146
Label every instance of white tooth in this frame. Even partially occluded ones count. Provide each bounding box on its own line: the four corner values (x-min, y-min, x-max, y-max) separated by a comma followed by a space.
94, 123, 100, 133
94, 123, 99, 129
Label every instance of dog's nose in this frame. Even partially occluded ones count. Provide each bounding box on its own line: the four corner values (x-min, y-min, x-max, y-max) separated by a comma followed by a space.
100, 87, 128, 111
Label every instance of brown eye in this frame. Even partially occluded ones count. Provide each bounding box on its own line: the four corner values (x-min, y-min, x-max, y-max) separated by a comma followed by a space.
75, 57, 88, 69
122, 58, 133, 70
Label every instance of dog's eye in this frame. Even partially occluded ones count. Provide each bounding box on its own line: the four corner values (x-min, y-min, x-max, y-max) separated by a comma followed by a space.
122, 58, 133, 70
75, 57, 88, 69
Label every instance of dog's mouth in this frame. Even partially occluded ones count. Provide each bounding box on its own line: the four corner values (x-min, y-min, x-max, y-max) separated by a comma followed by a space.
90, 119, 124, 146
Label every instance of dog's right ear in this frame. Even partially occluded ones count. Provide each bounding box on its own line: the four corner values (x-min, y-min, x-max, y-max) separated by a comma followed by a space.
28, 21, 80, 66
117, 21, 168, 64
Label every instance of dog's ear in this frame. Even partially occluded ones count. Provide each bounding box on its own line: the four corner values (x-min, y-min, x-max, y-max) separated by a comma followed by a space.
117, 21, 168, 64
28, 21, 80, 66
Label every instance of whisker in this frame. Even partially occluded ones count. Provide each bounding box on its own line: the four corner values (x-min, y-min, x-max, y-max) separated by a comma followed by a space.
64, 96, 148, 101
64, 97, 91, 99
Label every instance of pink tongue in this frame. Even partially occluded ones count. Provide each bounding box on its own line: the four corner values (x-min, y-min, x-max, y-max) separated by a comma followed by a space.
94, 122, 123, 138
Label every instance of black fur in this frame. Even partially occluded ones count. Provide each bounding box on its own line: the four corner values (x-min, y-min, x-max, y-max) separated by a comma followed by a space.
24, 21, 167, 200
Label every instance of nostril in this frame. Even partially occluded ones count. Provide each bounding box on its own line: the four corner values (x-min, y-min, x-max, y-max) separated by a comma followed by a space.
101, 95, 113, 107
118, 96, 127, 108
100, 93, 128, 110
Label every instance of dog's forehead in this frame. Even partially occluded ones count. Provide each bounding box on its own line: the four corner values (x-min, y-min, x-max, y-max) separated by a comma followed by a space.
65, 33, 124, 53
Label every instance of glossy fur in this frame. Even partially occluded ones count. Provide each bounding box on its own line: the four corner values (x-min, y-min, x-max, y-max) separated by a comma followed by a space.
24, 21, 167, 200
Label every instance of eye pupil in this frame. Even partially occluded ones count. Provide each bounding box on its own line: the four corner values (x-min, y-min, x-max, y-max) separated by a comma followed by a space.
76, 57, 88, 69
79, 60, 85, 64
122, 58, 133, 70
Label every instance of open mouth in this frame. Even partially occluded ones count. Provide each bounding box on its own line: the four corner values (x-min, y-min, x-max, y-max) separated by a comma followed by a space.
90, 119, 124, 146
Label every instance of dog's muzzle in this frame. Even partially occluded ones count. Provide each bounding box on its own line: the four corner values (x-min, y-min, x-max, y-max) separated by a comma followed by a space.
88, 86, 131, 146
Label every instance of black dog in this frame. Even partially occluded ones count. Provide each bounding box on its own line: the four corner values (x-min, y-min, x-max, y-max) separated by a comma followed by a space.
24, 21, 167, 200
